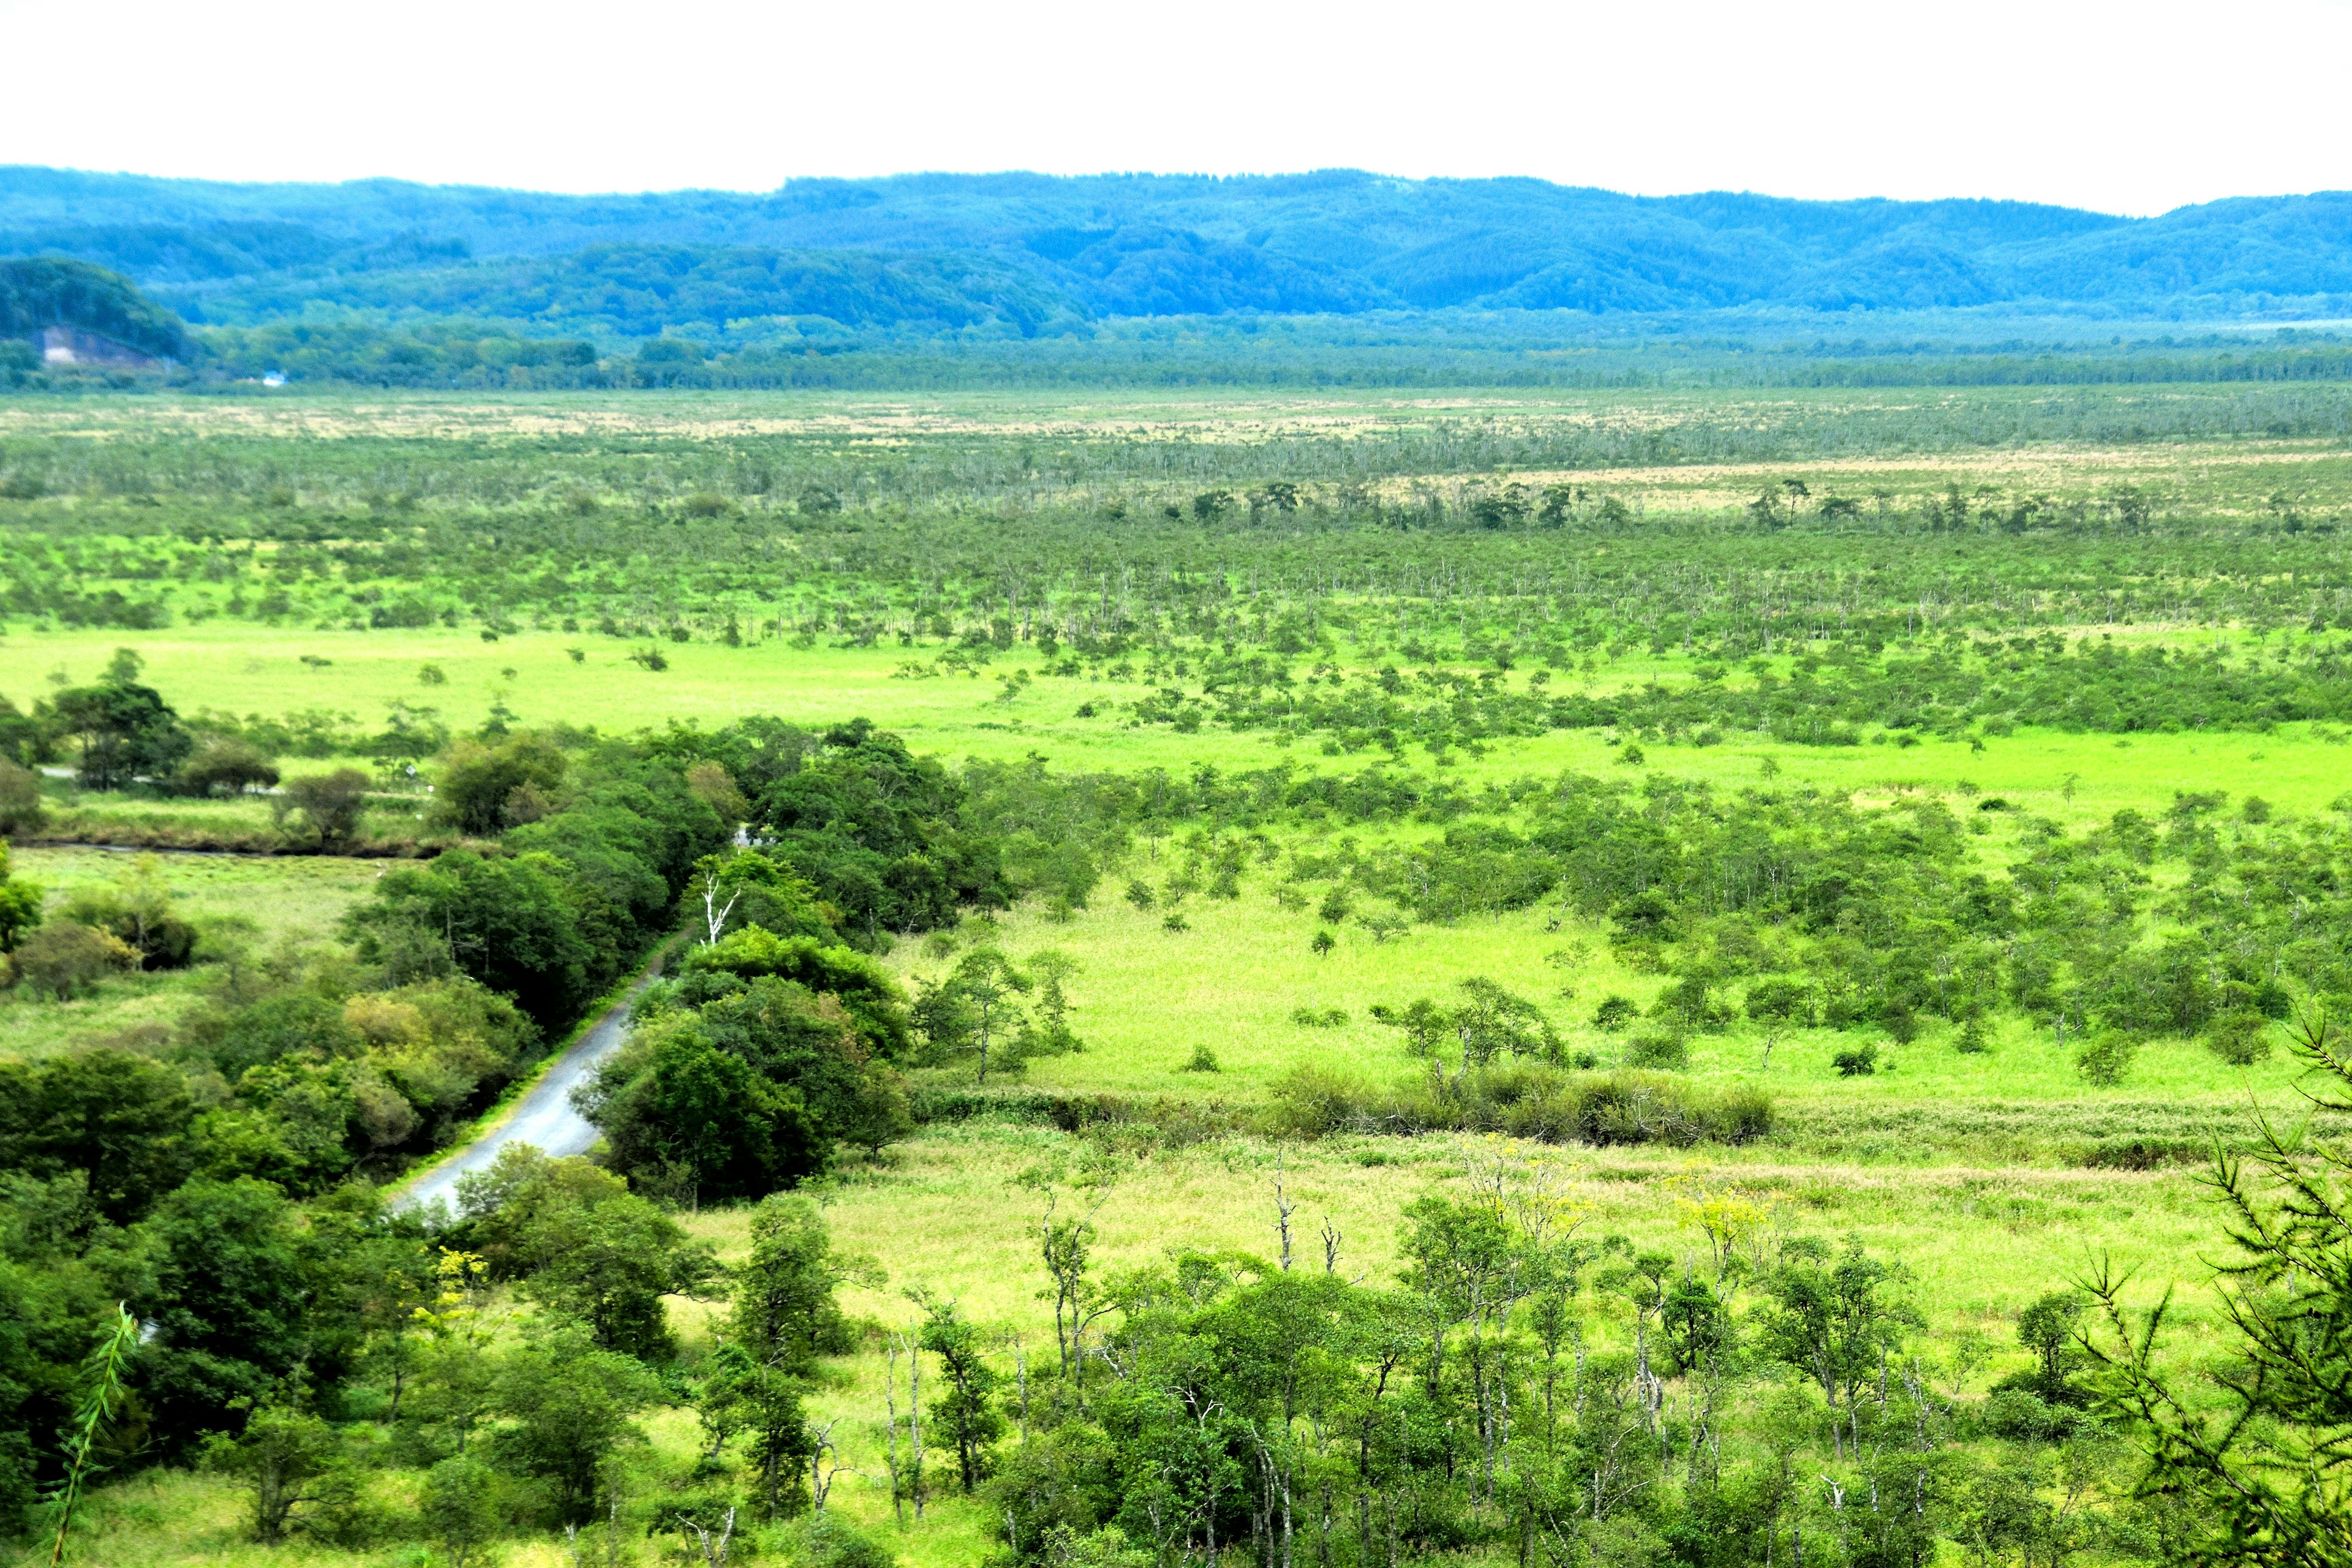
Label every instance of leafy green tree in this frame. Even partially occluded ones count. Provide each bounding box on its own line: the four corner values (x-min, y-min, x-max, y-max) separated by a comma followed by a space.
587, 1028, 811, 1204
136, 1178, 322, 1450
685, 849, 835, 944
418, 1453, 502, 1567
486, 1322, 658, 1525
944, 949, 1030, 1082
584, 962, 913, 1194
7, 923, 135, 1000
915, 1294, 1002, 1493
181, 737, 279, 797
0, 1048, 196, 1223
678, 928, 913, 1058
0, 770, 45, 843
734, 1196, 874, 1373
50, 677, 191, 791
750, 720, 1007, 938
404, 1328, 502, 1463
2002, 1290, 2088, 1406
431, 733, 567, 837
699, 1346, 813, 1520
58, 856, 195, 968
198, 1401, 356, 1546
351, 850, 598, 1030
505, 1182, 712, 1359
1758, 1237, 1919, 1459
695, 1197, 878, 1518
276, 768, 371, 848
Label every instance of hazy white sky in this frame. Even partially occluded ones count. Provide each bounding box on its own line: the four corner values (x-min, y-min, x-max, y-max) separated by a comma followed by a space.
4, 0, 2346, 216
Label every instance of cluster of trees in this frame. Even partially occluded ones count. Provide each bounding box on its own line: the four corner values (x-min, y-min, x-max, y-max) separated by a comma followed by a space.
572, 728, 1108, 1204
0, 647, 407, 848
0, 1125, 896, 1562
343, 731, 728, 1030
869, 1155, 2144, 1568
583, 912, 920, 1204
0, 717, 1014, 1557
1125, 631, 2352, 755
9, 1068, 2343, 1564
900, 1007, 2352, 1567
1273, 769, 2337, 1078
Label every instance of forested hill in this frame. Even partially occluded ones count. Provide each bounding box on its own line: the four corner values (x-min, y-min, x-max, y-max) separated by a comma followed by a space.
7, 165, 2352, 337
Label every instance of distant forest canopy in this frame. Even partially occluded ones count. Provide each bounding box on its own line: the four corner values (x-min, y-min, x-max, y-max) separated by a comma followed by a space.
0, 257, 189, 358
8, 165, 2352, 387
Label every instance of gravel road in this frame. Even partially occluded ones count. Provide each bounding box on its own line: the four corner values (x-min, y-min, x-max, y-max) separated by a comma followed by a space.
396, 961, 663, 1216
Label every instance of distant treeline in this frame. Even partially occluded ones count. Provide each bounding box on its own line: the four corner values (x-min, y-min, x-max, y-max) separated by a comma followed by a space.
23, 315, 2352, 393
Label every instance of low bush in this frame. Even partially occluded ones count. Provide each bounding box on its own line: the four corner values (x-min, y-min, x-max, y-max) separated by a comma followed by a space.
2075, 1030, 2139, 1086
1833, 1044, 1880, 1076
1621, 1029, 1690, 1070
1267, 1063, 1771, 1148
9, 922, 138, 998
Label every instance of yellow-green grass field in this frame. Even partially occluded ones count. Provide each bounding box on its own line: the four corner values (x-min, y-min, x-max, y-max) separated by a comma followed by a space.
9, 616, 2341, 1143
9, 620, 2349, 834
10, 386, 2352, 516
0, 846, 383, 1061
879, 877, 2322, 1128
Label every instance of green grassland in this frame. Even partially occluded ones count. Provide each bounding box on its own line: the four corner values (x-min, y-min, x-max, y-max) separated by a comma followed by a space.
12, 619, 2352, 816
9, 383, 2352, 1566
0, 846, 383, 1063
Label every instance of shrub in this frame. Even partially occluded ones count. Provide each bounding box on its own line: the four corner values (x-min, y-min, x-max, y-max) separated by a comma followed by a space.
0, 845, 39, 950
59, 858, 195, 968
1183, 1044, 1221, 1074
1745, 977, 1815, 1024
2204, 1009, 2274, 1066
1623, 1030, 1690, 1070
1651, 974, 1734, 1031
1265, 1064, 1770, 1148
1833, 1044, 1880, 1077
794, 1515, 897, 1568
2075, 1031, 2139, 1086
1981, 1389, 2085, 1443
276, 769, 372, 847
9, 922, 138, 998
0, 758, 46, 834
1592, 994, 1638, 1031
